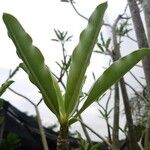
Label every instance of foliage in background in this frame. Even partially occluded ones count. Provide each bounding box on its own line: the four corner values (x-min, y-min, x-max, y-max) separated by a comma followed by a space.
0, 81, 14, 125
77, 133, 100, 150
0, 133, 21, 150
0, 81, 13, 97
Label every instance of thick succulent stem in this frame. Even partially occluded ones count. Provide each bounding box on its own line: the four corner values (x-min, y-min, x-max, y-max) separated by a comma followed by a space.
57, 123, 69, 150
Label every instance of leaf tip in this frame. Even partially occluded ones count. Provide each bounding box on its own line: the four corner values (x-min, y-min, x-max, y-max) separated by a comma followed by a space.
2, 13, 16, 27
3, 13, 11, 20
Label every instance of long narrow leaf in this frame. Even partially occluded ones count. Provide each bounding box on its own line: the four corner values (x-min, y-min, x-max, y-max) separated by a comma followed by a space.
78, 48, 150, 115
3, 14, 63, 117
0, 81, 14, 97
65, 2, 107, 114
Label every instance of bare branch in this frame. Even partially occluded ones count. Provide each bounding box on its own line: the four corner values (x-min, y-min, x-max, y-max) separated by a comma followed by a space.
69, 0, 88, 20
8, 87, 35, 106
129, 71, 145, 88
78, 119, 112, 148
125, 82, 147, 102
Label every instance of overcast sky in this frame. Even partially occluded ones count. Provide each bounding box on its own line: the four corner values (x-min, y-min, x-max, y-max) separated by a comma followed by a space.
0, 0, 143, 141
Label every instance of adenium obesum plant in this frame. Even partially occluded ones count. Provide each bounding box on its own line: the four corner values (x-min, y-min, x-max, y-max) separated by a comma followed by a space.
3, 2, 150, 149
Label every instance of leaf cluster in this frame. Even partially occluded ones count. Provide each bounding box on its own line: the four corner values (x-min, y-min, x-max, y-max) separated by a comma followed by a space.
3, 2, 150, 128
0, 133, 21, 150
96, 33, 111, 53
77, 132, 100, 150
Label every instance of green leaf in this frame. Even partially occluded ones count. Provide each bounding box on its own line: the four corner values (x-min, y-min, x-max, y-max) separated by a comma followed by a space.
0, 81, 14, 97
105, 38, 111, 49
107, 107, 113, 116
54, 29, 62, 40
3, 13, 63, 117
98, 109, 105, 118
90, 144, 100, 150
97, 43, 104, 52
66, 35, 73, 41
65, 2, 107, 115
68, 117, 78, 126
78, 48, 150, 115
65, 57, 71, 70
100, 32, 105, 47
61, 0, 69, 2
51, 39, 59, 42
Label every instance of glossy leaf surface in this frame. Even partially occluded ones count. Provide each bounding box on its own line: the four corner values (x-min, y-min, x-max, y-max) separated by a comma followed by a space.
65, 2, 107, 114
3, 14, 63, 117
0, 81, 14, 97
78, 48, 150, 115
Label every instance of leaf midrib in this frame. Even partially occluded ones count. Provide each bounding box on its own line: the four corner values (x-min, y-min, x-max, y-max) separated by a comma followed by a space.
6, 21, 59, 116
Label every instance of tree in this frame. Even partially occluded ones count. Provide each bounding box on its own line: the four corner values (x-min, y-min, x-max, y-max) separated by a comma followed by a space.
126, 0, 150, 149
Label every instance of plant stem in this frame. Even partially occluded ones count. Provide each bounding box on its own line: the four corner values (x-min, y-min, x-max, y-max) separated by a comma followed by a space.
35, 106, 49, 150
8, 88, 49, 150
79, 119, 112, 148
142, 1, 150, 149
79, 115, 92, 144
69, 0, 88, 20
57, 123, 69, 150
112, 82, 120, 150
